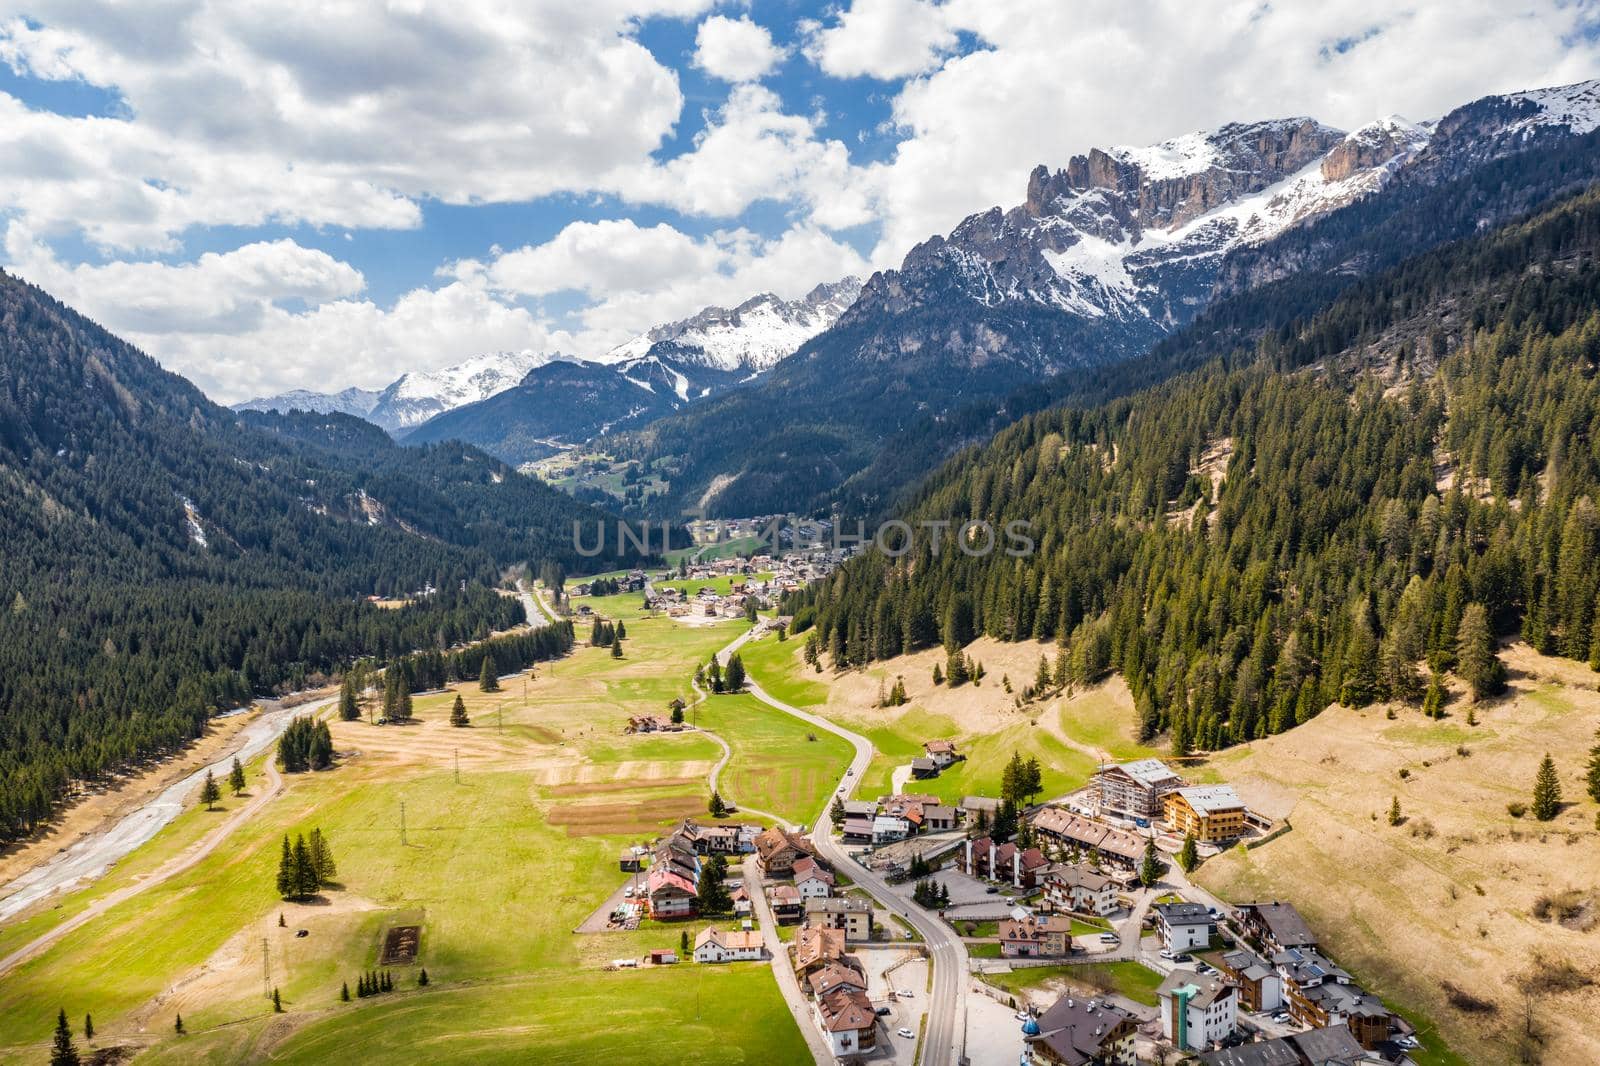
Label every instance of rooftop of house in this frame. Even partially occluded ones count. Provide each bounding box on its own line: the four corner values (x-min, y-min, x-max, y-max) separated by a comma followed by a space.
1157, 969, 1235, 1010
1272, 946, 1351, 987
962, 795, 1001, 812
792, 857, 834, 883
1220, 948, 1276, 983
695, 927, 762, 951
1026, 995, 1137, 1066
1000, 915, 1074, 941
806, 960, 867, 997
817, 987, 877, 1033
794, 925, 847, 970
1172, 784, 1245, 814
1154, 902, 1213, 925
1108, 758, 1183, 788
805, 896, 871, 914
1029, 808, 1146, 860
1242, 901, 1319, 947
1043, 862, 1115, 892
911, 757, 938, 771
924, 740, 957, 753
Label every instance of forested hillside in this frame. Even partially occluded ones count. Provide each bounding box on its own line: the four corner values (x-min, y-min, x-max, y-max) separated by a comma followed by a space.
0, 272, 654, 843
793, 184, 1600, 755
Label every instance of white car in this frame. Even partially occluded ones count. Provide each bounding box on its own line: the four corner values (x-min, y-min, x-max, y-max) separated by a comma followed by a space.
897, 989, 914, 998
1158, 948, 1174, 960
1098, 933, 1119, 943
896, 1028, 915, 1039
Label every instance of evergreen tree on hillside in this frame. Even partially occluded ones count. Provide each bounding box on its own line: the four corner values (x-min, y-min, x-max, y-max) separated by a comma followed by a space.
83, 1015, 93, 1043
50, 1008, 79, 1066
339, 677, 360, 721
276, 835, 295, 897
229, 756, 246, 796
723, 654, 745, 692
450, 694, 470, 727
479, 657, 499, 692
1177, 833, 1199, 872
309, 828, 337, 883
610, 635, 623, 659
1586, 727, 1600, 805
1456, 604, 1504, 702
199, 769, 220, 811
1533, 754, 1562, 821
1139, 842, 1163, 888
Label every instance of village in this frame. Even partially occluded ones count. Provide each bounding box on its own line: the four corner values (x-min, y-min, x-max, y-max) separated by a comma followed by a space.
587, 735, 1425, 1066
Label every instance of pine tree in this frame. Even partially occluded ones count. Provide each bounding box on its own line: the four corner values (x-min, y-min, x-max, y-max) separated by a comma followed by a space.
830, 795, 846, 826
1421, 670, 1445, 719
272, 987, 282, 1013
174, 1014, 185, 1035
292, 833, 319, 897
680, 929, 690, 954
1177, 833, 1199, 872
83, 1014, 93, 1043
450, 694, 470, 728
50, 1008, 79, 1066
610, 635, 623, 659
1456, 603, 1504, 701
1388, 796, 1402, 826
479, 657, 499, 692
309, 828, 337, 883
932, 662, 944, 685
229, 756, 246, 796
616, 621, 627, 640
276, 835, 295, 898
199, 769, 220, 811
341, 982, 350, 1002
418, 968, 429, 987
1139, 841, 1163, 888
1587, 728, 1600, 804
709, 791, 728, 818
339, 677, 360, 721
723, 653, 745, 692
1533, 754, 1562, 821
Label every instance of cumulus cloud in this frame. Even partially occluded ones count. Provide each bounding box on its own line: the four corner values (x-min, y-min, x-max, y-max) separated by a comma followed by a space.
821, 0, 1600, 263
462, 218, 870, 354
3, 223, 554, 401
693, 14, 785, 82
802, 0, 959, 80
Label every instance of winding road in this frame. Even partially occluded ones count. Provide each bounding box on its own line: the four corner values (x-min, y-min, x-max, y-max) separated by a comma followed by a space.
715, 629, 968, 1066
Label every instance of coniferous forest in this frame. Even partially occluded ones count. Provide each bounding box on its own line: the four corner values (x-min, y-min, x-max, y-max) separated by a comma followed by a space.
793, 184, 1600, 754
0, 271, 645, 843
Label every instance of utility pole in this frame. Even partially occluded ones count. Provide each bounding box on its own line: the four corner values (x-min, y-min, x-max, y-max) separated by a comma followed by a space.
454, 747, 460, 785
261, 937, 270, 1001
400, 800, 407, 847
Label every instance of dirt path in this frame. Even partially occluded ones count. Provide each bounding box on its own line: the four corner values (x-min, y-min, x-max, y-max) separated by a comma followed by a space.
0, 743, 294, 978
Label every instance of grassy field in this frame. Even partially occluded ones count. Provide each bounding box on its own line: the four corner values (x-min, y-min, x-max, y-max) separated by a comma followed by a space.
0, 608, 814, 1064
982, 961, 1164, 1006
735, 630, 1145, 803
1197, 643, 1600, 1065
694, 692, 852, 825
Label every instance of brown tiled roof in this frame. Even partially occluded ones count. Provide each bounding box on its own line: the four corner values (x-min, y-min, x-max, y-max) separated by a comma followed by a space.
794, 925, 846, 972
817, 988, 877, 1033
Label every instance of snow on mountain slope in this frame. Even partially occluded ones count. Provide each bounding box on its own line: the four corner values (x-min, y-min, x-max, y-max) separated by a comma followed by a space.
606, 277, 862, 372
235, 350, 556, 435
1505, 79, 1600, 135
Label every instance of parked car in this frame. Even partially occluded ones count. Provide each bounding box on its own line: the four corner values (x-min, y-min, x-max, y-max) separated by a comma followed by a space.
1174, 953, 1194, 963
896, 1028, 914, 1039
875, 1007, 891, 1017
1014, 1012, 1029, 1022
1158, 948, 1174, 960
985, 886, 999, 895
897, 990, 914, 998
1271, 1013, 1290, 1024
1098, 933, 1119, 944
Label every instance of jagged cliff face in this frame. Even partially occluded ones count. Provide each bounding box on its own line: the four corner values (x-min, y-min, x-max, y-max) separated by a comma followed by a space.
836, 117, 1428, 373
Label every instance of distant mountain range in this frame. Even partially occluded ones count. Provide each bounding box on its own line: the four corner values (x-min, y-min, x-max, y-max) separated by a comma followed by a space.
235, 349, 554, 434
238, 79, 1600, 519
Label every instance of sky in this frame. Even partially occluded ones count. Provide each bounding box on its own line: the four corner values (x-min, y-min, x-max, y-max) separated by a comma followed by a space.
1, 1, 1598, 403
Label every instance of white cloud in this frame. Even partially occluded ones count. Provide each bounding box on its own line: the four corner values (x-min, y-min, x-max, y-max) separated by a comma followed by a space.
834, 0, 1600, 264
468, 217, 870, 353
3, 222, 554, 401
0, 1, 710, 250
802, 0, 959, 80
693, 14, 785, 82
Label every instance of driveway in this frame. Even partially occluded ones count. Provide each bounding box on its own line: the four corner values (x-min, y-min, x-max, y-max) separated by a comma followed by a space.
965, 990, 1027, 1066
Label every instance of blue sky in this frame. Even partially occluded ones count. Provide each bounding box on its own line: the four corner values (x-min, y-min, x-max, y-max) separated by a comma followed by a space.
1, 0, 1596, 402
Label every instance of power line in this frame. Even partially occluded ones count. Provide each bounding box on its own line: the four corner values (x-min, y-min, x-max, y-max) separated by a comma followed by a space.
400, 800, 407, 847
261, 937, 270, 1001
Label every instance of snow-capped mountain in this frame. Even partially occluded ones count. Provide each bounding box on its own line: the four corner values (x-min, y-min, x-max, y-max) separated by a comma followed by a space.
606, 277, 863, 373
833, 114, 1429, 372
236, 349, 557, 435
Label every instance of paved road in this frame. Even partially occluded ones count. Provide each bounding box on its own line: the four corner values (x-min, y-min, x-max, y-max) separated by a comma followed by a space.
717, 631, 968, 1066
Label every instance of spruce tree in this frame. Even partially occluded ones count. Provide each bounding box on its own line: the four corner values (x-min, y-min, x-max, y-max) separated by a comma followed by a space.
479, 657, 499, 691
272, 987, 282, 1013
199, 769, 220, 811
341, 982, 350, 1002
1177, 833, 1199, 872
339, 677, 360, 721
830, 795, 846, 826
610, 635, 623, 659
418, 968, 429, 987
1456, 603, 1504, 701
174, 1014, 184, 1035
1139, 841, 1163, 888
450, 694, 470, 728
1533, 754, 1562, 821
50, 1008, 79, 1066
229, 756, 246, 796
83, 1014, 93, 1043
1388, 796, 1402, 826
709, 791, 728, 818
276, 835, 295, 898
1587, 727, 1600, 805
723, 653, 745, 692
309, 828, 337, 883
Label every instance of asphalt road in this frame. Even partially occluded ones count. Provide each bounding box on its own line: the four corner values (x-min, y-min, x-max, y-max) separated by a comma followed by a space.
717, 630, 969, 1066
